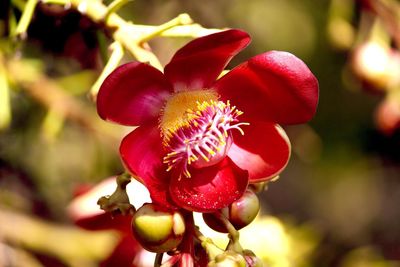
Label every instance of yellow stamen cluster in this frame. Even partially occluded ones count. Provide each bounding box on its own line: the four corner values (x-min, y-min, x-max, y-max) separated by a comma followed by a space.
160, 89, 218, 144
160, 91, 249, 178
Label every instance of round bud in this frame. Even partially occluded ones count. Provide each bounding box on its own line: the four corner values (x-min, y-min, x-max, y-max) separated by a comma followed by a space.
131, 203, 185, 253
203, 189, 260, 233
207, 251, 246, 267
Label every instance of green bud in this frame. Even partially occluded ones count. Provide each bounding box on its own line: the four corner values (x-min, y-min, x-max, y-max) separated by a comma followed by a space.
131, 203, 185, 253
207, 251, 246, 267
203, 189, 260, 232
229, 189, 260, 228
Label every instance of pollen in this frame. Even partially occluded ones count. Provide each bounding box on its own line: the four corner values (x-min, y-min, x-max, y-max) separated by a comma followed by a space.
160, 89, 219, 142
160, 90, 249, 179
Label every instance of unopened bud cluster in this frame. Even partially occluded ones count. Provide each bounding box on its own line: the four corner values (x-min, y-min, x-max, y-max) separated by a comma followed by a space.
127, 189, 264, 266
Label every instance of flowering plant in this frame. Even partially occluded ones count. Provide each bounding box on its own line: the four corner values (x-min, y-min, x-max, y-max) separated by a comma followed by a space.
93, 28, 319, 266
97, 29, 319, 213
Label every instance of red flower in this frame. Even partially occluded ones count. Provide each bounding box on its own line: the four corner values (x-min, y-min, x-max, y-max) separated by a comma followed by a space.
97, 29, 319, 212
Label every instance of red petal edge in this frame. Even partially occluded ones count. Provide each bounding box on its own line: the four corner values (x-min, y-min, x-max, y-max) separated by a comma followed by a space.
215, 51, 319, 125
119, 123, 177, 209
228, 122, 291, 182
169, 157, 249, 212
164, 29, 251, 91
74, 213, 132, 232
97, 62, 173, 126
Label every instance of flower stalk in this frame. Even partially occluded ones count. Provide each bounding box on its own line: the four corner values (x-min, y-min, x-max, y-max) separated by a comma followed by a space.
36, 0, 209, 70
179, 212, 195, 267
154, 252, 164, 267
13, 0, 221, 72
194, 228, 224, 261
97, 173, 135, 216
0, 53, 11, 130
90, 41, 124, 100
29, 0, 220, 70
138, 13, 193, 44
14, 0, 37, 39
103, 0, 133, 23
214, 211, 243, 254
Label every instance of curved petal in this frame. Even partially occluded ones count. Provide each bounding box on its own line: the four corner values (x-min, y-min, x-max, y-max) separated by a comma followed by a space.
228, 121, 291, 182
169, 157, 248, 212
120, 123, 177, 209
164, 29, 250, 91
97, 62, 173, 126
215, 51, 319, 125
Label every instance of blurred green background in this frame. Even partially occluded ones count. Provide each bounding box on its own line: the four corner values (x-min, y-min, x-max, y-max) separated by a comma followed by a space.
1, 0, 400, 266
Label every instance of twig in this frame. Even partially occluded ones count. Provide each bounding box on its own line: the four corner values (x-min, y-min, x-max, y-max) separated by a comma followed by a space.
0, 53, 11, 129
154, 253, 164, 267
14, 0, 38, 39
103, 0, 133, 23
90, 41, 124, 100
39, 0, 219, 69
139, 13, 193, 44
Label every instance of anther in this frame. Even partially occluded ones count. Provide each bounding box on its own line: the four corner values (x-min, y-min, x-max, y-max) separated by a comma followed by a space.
163, 100, 248, 178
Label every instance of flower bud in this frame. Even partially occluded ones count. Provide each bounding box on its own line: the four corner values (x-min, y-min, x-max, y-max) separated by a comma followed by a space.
131, 203, 185, 253
203, 189, 260, 232
207, 251, 246, 267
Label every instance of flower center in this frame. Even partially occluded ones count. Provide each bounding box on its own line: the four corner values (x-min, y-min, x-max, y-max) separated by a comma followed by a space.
160, 90, 249, 178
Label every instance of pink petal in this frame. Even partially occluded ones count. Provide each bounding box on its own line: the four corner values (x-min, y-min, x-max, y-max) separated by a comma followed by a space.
97, 62, 173, 126
215, 51, 319, 124
169, 157, 249, 212
119, 123, 177, 209
164, 29, 250, 91
228, 122, 291, 182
